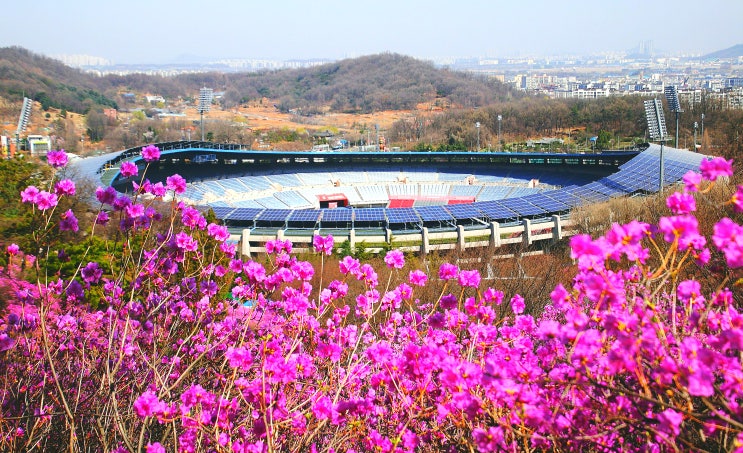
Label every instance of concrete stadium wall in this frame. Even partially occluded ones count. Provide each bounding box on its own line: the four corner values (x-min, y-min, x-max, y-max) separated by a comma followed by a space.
233, 215, 575, 257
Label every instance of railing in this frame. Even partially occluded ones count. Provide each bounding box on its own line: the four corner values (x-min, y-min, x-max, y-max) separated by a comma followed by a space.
234, 215, 575, 257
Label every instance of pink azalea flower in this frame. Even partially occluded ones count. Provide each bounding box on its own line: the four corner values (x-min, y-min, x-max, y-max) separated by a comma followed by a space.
166, 174, 187, 194
35, 191, 58, 210
20, 185, 40, 204
95, 186, 117, 205
699, 156, 733, 181
510, 294, 525, 314
150, 181, 166, 197
141, 144, 161, 162
6, 243, 20, 255
145, 443, 166, 453
658, 215, 704, 251
313, 234, 334, 255
225, 346, 253, 371
133, 390, 163, 418
712, 217, 743, 268
730, 185, 743, 213
458, 269, 481, 288
207, 223, 230, 242
439, 262, 459, 280
175, 232, 198, 252
384, 249, 405, 269
46, 150, 68, 168
81, 262, 103, 284
95, 211, 110, 226
54, 179, 76, 196
666, 191, 696, 214
409, 269, 428, 287
339, 256, 360, 274
119, 161, 138, 178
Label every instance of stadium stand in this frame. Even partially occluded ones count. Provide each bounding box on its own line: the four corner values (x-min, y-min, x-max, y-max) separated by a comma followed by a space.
75, 143, 706, 244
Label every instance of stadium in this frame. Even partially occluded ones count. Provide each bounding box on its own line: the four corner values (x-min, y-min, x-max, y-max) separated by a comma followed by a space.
72, 141, 706, 256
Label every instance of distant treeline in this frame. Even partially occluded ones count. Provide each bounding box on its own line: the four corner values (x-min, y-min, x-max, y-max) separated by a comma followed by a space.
0, 48, 516, 115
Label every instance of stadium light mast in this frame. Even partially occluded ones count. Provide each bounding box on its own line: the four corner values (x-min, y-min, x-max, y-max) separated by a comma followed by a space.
198, 87, 213, 142
15, 97, 32, 156
475, 122, 480, 151
644, 98, 669, 191
700, 113, 705, 152
664, 85, 683, 149
497, 115, 502, 151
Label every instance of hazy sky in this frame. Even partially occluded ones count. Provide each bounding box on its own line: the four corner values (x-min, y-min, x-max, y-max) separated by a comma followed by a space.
4, 0, 742, 63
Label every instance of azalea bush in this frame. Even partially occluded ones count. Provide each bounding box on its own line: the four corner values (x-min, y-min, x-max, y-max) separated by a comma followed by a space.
1, 145, 743, 452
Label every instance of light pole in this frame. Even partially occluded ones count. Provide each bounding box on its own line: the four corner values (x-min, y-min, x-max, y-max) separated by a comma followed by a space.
701, 113, 705, 151
475, 122, 480, 151
198, 87, 213, 142
497, 115, 502, 151
664, 86, 682, 148
644, 98, 668, 191
694, 122, 698, 151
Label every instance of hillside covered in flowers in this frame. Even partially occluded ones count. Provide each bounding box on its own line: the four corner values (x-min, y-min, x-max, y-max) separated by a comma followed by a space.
1, 146, 743, 452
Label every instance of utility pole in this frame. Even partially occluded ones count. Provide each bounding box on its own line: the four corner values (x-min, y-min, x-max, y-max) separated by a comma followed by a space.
475, 122, 480, 151
497, 115, 502, 151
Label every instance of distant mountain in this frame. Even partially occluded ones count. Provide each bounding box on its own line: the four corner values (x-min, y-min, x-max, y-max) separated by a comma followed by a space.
0, 46, 118, 113
0, 47, 518, 116
173, 53, 519, 113
701, 44, 743, 59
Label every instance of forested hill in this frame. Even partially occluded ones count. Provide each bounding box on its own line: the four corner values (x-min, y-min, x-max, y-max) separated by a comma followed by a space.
0, 46, 118, 113
0, 47, 518, 115
174, 53, 520, 113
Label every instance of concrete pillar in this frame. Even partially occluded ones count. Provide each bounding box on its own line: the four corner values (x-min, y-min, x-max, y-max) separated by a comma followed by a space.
489, 221, 501, 248
277, 229, 285, 241
421, 227, 430, 255
552, 215, 562, 242
349, 228, 356, 249
457, 225, 465, 251
241, 228, 252, 259
385, 228, 392, 245
522, 218, 532, 246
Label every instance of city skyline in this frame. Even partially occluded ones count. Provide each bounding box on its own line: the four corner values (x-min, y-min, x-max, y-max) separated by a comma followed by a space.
3, 0, 742, 65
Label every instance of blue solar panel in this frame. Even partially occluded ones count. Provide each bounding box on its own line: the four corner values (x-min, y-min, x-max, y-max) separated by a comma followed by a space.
227, 208, 263, 221
520, 193, 569, 212
416, 206, 454, 222
541, 189, 584, 208
583, 181, 624, 197
354, 208, 385, 222
386, 208, 420, 224
445, 203, 485, 220
258, 209, 293, 222
568, 186, 610, 203
208, 206, 236, 218
499, 198, 546, 216
476, 201, 517, 220
289, 209, 321, 222
321, 208, 352, 222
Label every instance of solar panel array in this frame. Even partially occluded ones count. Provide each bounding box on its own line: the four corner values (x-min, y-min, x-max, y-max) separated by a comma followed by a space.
196, 145, 705, 231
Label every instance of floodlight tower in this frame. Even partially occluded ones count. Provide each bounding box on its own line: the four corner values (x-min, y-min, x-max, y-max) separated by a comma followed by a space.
15, 97, 32, 155
700, 113, 705, 151
644, 99, 669, 191
197, 87, 213, 142
475, 122, 480, 151
664, 85, 683, 149
497, 115, 502, 151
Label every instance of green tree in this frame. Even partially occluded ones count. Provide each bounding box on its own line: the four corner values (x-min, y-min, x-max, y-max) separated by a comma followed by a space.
596, 130, 613, 150
86, 109, 107, 142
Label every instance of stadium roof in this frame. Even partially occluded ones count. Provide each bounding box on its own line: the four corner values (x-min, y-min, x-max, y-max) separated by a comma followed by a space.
69, 142, 707, 233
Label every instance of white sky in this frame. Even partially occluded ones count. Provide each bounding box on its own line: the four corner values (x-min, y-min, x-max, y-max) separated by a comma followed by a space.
4, 0, 742, 63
